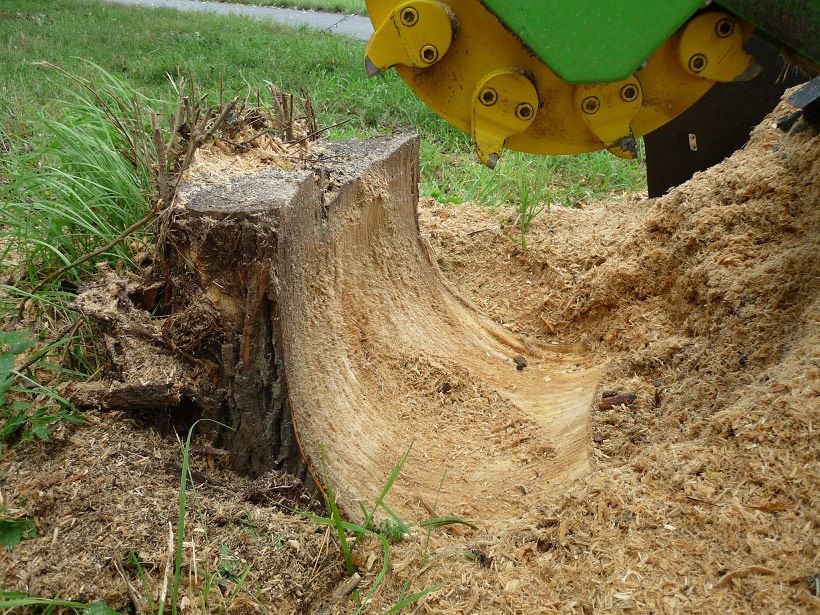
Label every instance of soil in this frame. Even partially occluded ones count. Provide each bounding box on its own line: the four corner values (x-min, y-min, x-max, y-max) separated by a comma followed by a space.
1, 95, 818, 613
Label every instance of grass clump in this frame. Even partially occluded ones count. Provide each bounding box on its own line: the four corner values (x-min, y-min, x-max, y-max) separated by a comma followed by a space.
513, 183, 545, 250
1, 66, 154, 316
0, 328, 82, 452
0, 593, 120, 615
306, 444, 475, 612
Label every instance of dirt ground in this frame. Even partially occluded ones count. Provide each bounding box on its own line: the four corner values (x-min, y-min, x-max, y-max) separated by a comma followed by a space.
1, 96, 818, 613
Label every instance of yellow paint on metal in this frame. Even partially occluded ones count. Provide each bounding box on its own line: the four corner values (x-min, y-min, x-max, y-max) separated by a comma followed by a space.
365, 1, 755, 164
365, 0, 454, 74
677, 12, 758, 81
471, 70, 539, 167
573, 77, 643, 159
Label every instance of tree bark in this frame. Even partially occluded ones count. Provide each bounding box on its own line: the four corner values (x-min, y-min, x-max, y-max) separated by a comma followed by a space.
155, 134, 420, 479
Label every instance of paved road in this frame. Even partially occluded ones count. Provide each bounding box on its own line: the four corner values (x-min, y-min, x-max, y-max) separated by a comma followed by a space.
105, 0, 374, 40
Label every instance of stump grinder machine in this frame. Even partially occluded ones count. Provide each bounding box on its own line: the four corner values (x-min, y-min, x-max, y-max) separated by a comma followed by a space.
364, 1, 820, 191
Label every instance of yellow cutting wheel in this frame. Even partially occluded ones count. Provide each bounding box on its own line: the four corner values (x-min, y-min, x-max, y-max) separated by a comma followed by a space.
365, 1, 757, 166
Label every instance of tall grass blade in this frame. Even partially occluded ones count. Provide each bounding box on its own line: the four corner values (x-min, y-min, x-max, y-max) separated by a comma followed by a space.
361, 442, 413, 534
384, 583, 443, 614
168, 419, 231, 615
319, 445, 356, 576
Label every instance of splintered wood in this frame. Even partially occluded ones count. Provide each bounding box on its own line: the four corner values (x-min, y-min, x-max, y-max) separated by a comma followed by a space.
172, 134, 600, 520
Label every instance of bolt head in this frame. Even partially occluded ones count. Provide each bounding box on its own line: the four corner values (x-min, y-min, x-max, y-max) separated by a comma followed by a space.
400, 7, 418, 26
420, 45, 438, 64
479, 88, 498, 106
515, 102, 534, 121
689, 54, 708, 73
620, 84, 639, 102
582, 96, 600, 114
715, 18, 734, 38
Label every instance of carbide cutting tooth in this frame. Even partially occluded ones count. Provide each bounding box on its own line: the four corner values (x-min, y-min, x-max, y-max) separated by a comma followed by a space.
364, 56, 384, 78
733, 60, 762, 82
471, 70, 539, 169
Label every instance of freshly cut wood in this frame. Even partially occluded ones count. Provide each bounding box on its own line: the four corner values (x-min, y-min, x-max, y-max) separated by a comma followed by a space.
161, 133, 600, 520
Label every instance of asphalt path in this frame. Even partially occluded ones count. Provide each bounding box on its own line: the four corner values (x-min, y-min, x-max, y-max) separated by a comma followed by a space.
105, 0, 374, 40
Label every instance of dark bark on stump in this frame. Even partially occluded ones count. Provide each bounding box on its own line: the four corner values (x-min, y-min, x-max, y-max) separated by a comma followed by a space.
155, 135, 419, 479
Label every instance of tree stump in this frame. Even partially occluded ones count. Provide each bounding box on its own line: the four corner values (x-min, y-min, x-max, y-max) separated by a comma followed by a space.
155, 135, 423, 480
77, 133, 599, 521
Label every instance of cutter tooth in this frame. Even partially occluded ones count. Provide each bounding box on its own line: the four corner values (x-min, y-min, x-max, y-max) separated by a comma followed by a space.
364, 56, 384, 78
733, 60, 763, 82
471, 70, 539, 168
574, 78, 643, 158
364, 0, 455, 75
678, 12, 759, 82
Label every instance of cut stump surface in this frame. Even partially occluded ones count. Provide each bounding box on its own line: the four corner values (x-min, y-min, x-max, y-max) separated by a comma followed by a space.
164, 134, 600, 521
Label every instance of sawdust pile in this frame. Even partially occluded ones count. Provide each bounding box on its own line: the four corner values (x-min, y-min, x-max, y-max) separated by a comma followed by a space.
186, 103, 327, 179
1, 93, 817, 613
1, 412, 342, 611
404, 96, 819, 612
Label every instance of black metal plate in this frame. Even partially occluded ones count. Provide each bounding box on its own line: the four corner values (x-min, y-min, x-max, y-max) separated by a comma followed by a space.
644, 36, 807, 198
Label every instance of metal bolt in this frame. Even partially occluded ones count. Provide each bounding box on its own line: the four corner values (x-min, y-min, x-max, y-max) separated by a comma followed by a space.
581, 96, 600, 114
715, 18, 734, 38
515, 102, 534, 121
400, 7, 419, 26
420, 45, 438, 64
479, 88, 498, 106
689, 53, 708, 73
620, 84, 639, 102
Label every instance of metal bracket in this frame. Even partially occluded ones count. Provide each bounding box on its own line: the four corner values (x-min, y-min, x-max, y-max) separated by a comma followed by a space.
677, 11, 760, 82
365, 0, 455, 76
471, 70, 539, 168
574, 78, 643, 158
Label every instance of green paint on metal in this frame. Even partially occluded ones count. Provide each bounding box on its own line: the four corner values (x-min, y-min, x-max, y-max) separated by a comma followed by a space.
479, 0, 704, 84
718, 0, 819, 66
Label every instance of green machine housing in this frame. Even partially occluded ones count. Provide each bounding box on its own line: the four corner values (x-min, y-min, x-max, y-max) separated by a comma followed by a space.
480, 0, 820, 83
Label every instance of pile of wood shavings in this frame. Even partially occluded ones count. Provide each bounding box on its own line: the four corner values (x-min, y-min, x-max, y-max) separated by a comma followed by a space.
185, 108, 328, 178
396, 94, 818, 613
0, 412, 342, 610
1, 92, 816, 613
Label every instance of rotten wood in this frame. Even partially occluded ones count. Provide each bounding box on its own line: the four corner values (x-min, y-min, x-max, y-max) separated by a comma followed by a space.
69, 382, 208, 414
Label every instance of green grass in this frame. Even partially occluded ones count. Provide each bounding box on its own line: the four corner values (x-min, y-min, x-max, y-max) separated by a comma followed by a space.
306, 443, 472, 612
0, 328, 83, 453
0, 0, 645, 208
199, 0, 367, 15
0, 594, 120, 614
1, 71, 154, 293
0, 508, 38, 552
